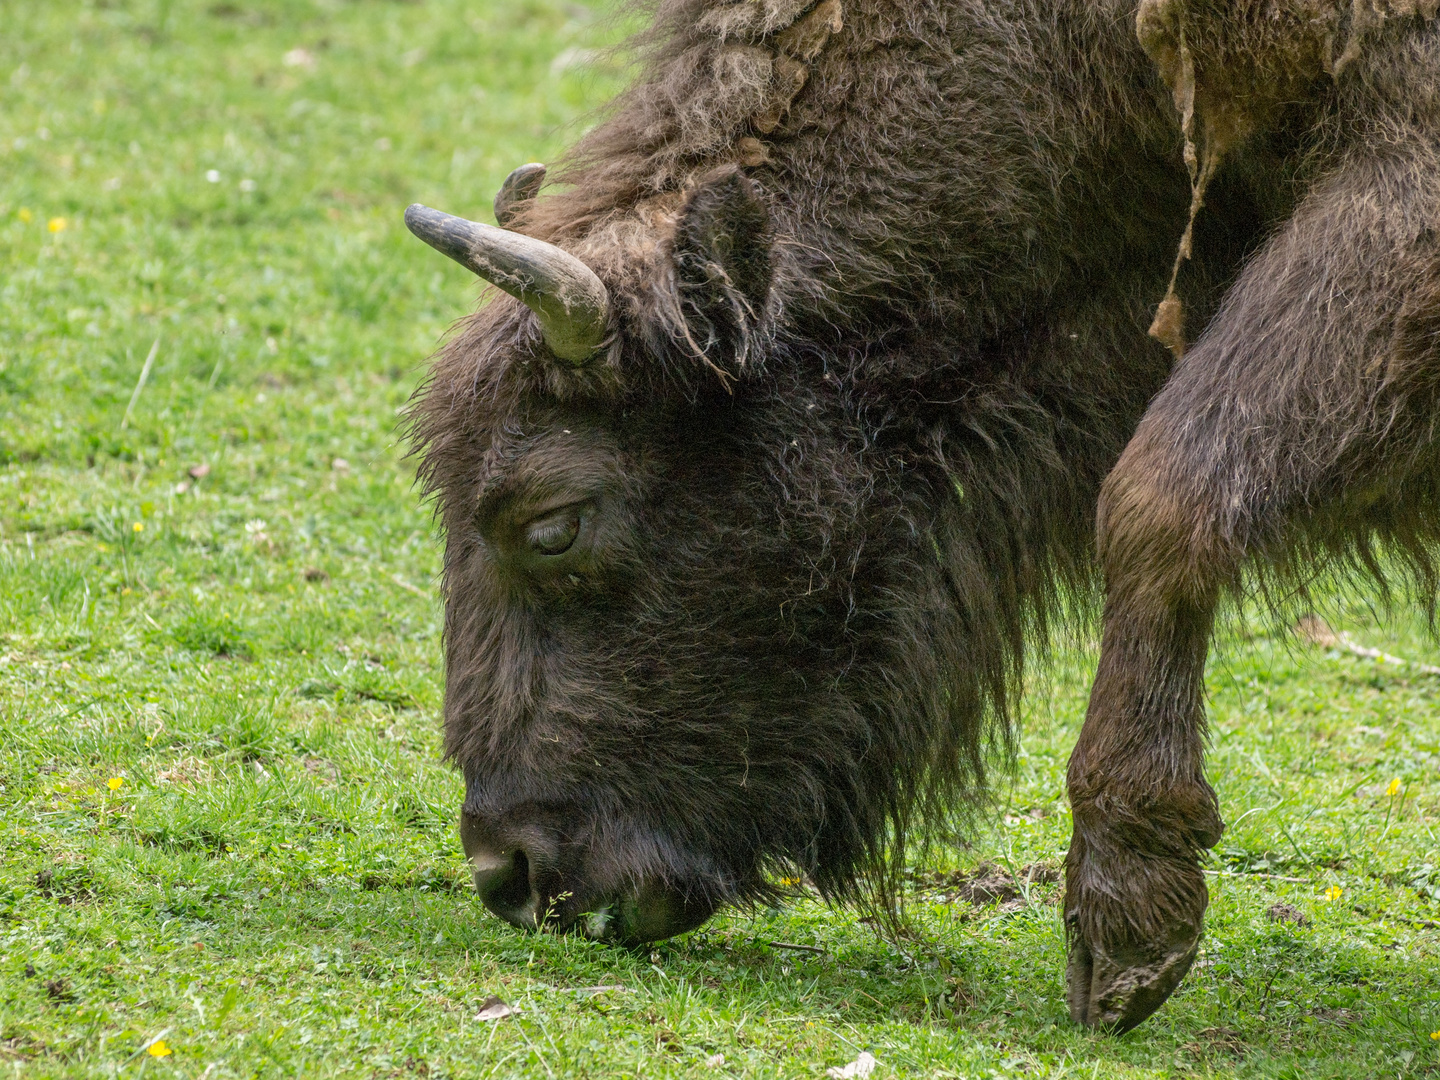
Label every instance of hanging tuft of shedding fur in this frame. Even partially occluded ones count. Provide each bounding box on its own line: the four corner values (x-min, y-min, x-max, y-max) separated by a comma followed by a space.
1138, 0, 1440, 356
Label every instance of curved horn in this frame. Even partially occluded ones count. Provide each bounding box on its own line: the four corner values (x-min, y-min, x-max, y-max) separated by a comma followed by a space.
404, 204, 609, 365
494, 162, 546, 227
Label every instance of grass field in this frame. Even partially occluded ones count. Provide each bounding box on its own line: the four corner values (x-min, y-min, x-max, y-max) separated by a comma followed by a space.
3, 1, 1440, 1076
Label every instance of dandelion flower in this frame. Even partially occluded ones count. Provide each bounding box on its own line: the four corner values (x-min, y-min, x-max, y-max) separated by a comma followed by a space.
107, 777, 123, 791
1325, 885, 1343, 902
147, 1040, 172, 1057
17, 208, 32, 223
47, 217, 66, 233
1387, 777, 1402, 797
132, 522, 144, 533
1431, 1030, 1440, 1040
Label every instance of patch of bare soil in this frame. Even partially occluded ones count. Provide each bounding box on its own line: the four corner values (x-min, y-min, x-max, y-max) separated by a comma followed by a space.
1266, 902, 1310, 926
912, 862, 1061, 907
1182, 1026, 1247, 1059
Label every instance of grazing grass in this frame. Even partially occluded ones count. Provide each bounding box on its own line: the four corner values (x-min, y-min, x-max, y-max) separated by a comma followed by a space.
2, 1, 1439, 1076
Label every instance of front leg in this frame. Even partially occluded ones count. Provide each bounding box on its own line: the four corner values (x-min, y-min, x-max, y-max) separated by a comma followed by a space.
1067, 42, 1440, 1029
1065, 433, 1227, 1031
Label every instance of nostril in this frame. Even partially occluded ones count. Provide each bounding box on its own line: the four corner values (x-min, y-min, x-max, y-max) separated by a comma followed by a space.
470, 846, 539, 925
498, 849, 532, 910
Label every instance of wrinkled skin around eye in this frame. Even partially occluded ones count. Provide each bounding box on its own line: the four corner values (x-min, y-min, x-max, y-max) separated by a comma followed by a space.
525, 505, 581, 556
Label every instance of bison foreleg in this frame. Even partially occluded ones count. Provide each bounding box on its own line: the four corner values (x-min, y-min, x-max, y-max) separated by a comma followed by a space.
1065, 434, 1226, 1031
1067, 68, 1440, 1030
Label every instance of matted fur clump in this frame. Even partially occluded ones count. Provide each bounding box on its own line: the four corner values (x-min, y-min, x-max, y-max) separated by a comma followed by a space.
1138, 0, 1440, 353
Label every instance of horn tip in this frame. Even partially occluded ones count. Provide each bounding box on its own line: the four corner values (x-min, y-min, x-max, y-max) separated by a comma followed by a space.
494, 163, 548, 227
404, 204, 460, 250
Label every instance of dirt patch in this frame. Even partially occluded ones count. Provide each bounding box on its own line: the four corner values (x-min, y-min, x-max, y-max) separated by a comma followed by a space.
1183, 1026, 1247, 1058
302, 756, 340, 784
1266, 901, 1311, 926
43, 978, 74, 1003
34, 864, 97, 905
0, 1034, 48, 1062
155, 756, 214, 787
914, 862, 1060, 906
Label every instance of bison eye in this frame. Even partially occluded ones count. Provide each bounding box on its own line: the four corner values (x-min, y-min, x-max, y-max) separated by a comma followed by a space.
525, 505, 582, 556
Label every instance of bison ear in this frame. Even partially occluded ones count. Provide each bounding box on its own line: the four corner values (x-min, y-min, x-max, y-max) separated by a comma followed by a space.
668, 167, 774, 370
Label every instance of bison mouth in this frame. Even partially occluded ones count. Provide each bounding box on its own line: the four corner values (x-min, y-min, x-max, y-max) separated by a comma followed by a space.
460, 811, 721, 944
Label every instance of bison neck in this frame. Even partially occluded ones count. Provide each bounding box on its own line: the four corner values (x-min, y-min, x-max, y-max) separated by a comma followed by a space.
763, 0, 1193, 348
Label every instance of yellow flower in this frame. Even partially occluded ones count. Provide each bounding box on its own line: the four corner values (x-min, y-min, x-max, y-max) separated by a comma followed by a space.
132, 521, 144, 533
47, 217, 66, 233
147, 1040, 172, 1057
17, 208, 32, 223
1387, 777, 1402, 797
1431, 1030, 1440, 1040
96, 542, 109, 552
1325, 885, 1343, 902
107, 777, 123, 791
779, 876, 802, 887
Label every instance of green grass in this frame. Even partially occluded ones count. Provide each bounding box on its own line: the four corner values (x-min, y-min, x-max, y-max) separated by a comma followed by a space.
2, 1, 1439, 1076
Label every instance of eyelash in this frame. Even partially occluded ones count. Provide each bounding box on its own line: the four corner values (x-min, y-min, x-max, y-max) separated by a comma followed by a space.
526, 507, 582, 556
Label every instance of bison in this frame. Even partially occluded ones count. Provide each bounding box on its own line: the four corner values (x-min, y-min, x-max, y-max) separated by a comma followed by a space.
403, 0, 1440, 1032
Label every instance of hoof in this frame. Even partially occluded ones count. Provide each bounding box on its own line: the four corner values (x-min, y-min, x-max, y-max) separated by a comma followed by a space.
1063, 783, 1220, 1032
1066, 931, 1200, 1033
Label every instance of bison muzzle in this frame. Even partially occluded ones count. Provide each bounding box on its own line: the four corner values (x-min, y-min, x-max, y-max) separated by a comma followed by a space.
403, 0, 1440, 1033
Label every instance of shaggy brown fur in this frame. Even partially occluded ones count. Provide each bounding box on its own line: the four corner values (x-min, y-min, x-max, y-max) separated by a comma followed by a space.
408, 0, 1440, 1033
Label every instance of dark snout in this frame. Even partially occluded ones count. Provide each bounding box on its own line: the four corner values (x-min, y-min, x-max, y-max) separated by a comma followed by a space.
459, 811, 715, 944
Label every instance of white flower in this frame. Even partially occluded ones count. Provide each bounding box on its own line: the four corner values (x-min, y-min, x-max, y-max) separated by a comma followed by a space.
205, 169, 221, 183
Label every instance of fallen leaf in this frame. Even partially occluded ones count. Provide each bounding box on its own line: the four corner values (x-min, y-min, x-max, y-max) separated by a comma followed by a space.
826, 1051, 876, 1079
475, 995, 517, 1021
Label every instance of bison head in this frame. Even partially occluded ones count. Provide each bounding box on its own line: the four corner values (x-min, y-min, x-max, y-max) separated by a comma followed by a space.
406, 166, 1008, 945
